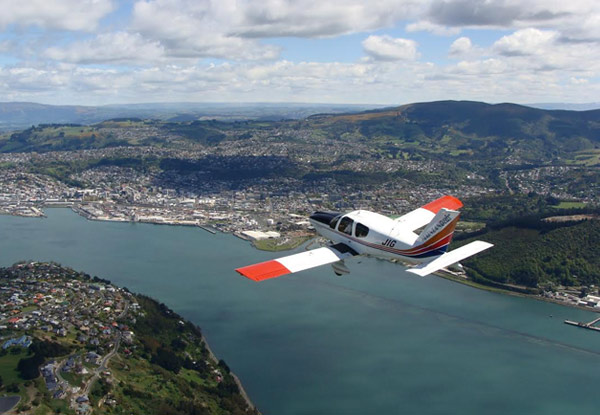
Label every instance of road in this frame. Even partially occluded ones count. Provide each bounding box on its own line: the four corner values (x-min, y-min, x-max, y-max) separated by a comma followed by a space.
71, 299, 129, 407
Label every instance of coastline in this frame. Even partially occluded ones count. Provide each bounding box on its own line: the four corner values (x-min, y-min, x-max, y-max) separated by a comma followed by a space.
8, 207, 600, 315
200, 334, 257, 412
0, 262, 259, 414
435, 269, 600, 314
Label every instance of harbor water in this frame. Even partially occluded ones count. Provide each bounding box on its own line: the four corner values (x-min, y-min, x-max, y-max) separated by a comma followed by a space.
1, 209, 599, 415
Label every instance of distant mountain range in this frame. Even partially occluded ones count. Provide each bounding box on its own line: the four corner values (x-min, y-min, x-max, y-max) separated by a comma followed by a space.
1, 100, 599, 132
2, 100, 599, 162
0, 101, 383, 131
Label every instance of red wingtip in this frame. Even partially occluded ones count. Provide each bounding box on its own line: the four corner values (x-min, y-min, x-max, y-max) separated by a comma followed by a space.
236, 260, 291, 282
422, 195, 463, 213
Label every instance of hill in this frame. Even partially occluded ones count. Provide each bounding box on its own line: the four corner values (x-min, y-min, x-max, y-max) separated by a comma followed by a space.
456, 213, 600, 289
310, 100, 600, 162
0, 262, 257, 415
2, 101, 600, 172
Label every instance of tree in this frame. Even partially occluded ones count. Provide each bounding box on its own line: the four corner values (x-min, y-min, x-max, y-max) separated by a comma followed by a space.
151, 347, 182, 373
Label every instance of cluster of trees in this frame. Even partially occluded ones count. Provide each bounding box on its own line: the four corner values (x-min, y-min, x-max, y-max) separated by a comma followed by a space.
161, 121, 226, 145
17, 339, 71, 380
460, 219, 600, 288
336, 101, 600, 161
460, 193, 558, 222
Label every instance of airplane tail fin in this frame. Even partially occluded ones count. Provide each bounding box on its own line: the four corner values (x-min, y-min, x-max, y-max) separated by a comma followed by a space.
412, 208, 460, 256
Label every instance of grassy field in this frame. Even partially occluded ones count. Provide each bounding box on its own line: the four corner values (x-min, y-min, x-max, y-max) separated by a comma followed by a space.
0, 349, 28, 385
33, 400, 73, 415
60, 371, 86, 388
568, 149, 600, 166
252, 235, 311, 251
107, 354, 222, 415
456, 221, 486, 232
551, 201, 588, 209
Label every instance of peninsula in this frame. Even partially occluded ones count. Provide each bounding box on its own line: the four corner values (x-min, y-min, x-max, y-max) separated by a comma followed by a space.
0, 262, 257, 415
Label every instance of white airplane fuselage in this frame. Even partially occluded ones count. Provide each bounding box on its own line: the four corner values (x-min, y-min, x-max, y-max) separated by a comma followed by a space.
309, 209, 435, 264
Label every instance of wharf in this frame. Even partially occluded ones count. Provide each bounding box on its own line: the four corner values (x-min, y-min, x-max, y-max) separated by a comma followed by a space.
199, 224, 217, 234
564, 317, 600, 332
234, 232, 250, 241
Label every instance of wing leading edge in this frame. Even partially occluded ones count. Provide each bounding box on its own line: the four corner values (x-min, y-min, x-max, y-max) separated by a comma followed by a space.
236, 244, 357, 282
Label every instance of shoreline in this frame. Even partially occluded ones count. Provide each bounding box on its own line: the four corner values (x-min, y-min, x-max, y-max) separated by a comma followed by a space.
0, 261, 259, 414
8, 207, 600, 315
200, 335, 257, 412
434, 269, 600, 314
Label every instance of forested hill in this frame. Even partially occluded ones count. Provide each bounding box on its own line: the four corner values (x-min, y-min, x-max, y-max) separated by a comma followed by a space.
458, 216, 600, 289
310, 100, 600, 161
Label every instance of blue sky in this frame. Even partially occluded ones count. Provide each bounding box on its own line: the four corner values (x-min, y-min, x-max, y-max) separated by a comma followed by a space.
0, 0, 598, 106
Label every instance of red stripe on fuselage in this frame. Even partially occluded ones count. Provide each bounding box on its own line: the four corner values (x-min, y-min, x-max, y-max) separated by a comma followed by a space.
401, 233, 454, 256
399, 216, 460, 254
313, 222, 451, 259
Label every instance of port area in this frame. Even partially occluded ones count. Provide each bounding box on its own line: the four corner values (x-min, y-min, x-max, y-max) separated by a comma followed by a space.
564, 317, 600, 332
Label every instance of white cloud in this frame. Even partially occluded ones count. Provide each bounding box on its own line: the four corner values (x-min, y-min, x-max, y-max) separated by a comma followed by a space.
1, 57, 599, 107
131, 0, 281, 60
453, 59, 508, 75
449, 37, 473, 57
0, 0, 114, 31
423, 0, 600, 42
1, 0, 600, 106
232, 0, 421, 38
362, 36, 418, 61
405, 20, 460, 36
493, 28, 558, 56
570, 77, 589, 85
487, 27, 600, 74
45, 32, 165, 64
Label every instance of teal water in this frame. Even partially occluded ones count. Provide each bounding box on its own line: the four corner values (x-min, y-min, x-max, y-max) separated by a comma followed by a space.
1, 209, 599, 414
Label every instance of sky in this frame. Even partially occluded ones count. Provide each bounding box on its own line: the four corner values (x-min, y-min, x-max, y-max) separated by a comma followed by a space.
0, 0, 599, 106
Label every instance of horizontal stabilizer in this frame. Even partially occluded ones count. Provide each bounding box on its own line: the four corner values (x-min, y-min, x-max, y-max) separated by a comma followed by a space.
236, 244, 356, 282
406, 240, 493, 277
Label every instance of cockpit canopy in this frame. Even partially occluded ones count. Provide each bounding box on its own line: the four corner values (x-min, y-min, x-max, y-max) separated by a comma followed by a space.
310, 211, 370, 238
332, 215, 369, 238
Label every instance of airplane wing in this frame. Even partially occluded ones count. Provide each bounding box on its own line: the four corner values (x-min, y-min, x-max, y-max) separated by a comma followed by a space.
394, 195, 464, 232
236, 243, 357, 282
406, 240, 493, 277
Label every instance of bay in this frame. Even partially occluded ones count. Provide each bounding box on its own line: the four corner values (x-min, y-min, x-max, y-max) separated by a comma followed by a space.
1, 208, 599, 415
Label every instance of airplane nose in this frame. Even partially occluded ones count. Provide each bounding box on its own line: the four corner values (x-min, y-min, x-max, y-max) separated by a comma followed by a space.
309, 211, 340, 226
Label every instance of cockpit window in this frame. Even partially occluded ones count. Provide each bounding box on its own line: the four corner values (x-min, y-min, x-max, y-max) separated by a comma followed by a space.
329, 215, 341, 229
338, 217, 354, 235
355, 222, 369, 238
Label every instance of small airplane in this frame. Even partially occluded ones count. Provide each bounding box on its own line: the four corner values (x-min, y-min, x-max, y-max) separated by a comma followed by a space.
236, 195, 492, 281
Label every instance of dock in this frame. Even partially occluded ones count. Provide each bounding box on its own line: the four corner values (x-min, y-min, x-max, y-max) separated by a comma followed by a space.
199, 225, 217, 234
564, 317, 600, 332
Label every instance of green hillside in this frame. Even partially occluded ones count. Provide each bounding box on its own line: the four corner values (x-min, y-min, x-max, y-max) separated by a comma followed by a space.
0, 123, 131, 152
458, 217, 600, 289
312, 101, 600, 162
